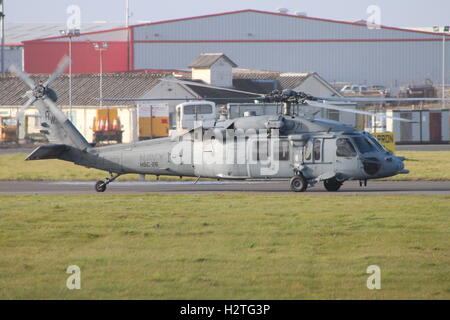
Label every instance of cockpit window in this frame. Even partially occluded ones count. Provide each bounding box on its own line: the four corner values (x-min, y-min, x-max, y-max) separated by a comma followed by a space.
366, 134, 385, 151
352, 136, 377, 154
336, 138, 357, 157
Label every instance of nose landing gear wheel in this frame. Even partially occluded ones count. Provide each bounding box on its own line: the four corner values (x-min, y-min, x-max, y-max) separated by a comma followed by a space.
95, 181, 107, 192
324, 178, 342, 192
290, 175, 307, 192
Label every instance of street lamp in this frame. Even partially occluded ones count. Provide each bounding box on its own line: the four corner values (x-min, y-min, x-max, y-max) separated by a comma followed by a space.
60, 28, 80, 119
443, 26, 449, 109
92, 42, 108, 107
1, 0, 5, 75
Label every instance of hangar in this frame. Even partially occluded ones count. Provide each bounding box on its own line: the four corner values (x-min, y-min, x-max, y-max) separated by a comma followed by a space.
23, 9, 450, 86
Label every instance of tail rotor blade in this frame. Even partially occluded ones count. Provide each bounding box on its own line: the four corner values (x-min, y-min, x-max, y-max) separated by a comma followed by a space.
16, 98, 36, 125
43, 56, 70, 87
9, 65, 36, 89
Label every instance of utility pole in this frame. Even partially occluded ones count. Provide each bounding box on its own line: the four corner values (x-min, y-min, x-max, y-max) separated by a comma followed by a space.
443, 26, 449, 109
0, 0, 5, 75
92, 42, 108, 108
60, 29, 80, 120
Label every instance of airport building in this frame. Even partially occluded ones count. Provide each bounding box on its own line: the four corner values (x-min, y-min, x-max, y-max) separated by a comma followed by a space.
0, 53, 355, 144
21, 9, 450, 87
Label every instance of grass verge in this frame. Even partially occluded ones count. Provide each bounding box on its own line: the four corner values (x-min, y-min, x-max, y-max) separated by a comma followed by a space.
0, 194, 449, 299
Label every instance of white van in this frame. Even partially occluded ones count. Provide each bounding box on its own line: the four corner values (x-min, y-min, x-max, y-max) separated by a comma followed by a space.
175, 101, 216, 131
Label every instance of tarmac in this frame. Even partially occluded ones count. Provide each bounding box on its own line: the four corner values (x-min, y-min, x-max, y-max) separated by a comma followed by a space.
1, 180, 449, 195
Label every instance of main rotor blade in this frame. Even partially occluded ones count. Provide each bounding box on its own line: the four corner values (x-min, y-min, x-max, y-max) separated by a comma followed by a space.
9, 65, 36, 89
43, 56, 70, 87
306, 100, 416, 123
318, 96, 450, 102
100, 97, 260, 102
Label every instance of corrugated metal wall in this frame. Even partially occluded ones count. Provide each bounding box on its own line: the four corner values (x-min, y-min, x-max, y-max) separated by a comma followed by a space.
132, 10, 450, 86
23, 10, 450, 85
23, 28, 130, 74
3, 46, 23, 72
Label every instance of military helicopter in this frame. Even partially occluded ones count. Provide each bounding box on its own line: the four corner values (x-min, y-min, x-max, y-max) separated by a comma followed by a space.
10, 58, 448, 192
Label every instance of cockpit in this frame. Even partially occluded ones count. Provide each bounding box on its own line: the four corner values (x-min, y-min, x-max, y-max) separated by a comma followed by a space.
335, 133, 391, 177
336, 133, 387, 156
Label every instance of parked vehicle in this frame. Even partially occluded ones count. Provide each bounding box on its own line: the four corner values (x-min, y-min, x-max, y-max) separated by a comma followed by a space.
340, 85, 368, 95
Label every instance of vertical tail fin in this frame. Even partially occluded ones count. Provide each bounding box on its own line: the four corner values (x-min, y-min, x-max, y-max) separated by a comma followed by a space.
35, 98, 90, 150
10, 56, 90, 151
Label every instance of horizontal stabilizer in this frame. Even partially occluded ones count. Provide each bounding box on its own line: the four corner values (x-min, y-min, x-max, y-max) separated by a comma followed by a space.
25, 145, 68, 161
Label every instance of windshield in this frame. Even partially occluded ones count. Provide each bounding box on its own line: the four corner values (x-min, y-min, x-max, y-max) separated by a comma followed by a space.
366, 134, 385, 151
352, 136, 378, 154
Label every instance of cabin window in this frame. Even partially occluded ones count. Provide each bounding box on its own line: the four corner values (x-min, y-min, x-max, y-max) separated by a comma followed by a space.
305, 140, 313, 161
313, 139, 321, 161
278, 140, 290, 161
253, 140, 269, 161
336, 138, 357, 157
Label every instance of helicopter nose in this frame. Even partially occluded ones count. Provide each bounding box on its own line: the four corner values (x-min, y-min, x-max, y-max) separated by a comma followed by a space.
389, 155, 409, 174
380, 155, 406, 176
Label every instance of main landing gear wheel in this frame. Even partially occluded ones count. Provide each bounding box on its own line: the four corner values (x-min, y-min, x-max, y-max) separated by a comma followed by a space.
290, 175, 307, 192
324, 178, 342, 192
94, 173, 122, 193
95, 181, 107, 192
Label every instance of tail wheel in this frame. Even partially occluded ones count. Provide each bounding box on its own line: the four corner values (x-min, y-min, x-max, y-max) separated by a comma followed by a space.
95, 181, 107, 192
290, 175, 307, 192
324, 178, 342, 192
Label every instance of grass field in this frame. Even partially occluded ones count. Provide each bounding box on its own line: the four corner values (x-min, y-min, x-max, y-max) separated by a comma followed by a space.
0, 151, 450, 181
0, 194, 449, 299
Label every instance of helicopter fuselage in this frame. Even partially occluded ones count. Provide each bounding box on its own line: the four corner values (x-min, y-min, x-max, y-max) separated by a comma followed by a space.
65, 114, 407, 191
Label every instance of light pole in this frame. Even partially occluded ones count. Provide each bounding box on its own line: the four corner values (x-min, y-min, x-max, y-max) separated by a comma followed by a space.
443, 26, 449, 109
60, 28, 80, 119
92, 42, 108, 108
0, 0, 5, 75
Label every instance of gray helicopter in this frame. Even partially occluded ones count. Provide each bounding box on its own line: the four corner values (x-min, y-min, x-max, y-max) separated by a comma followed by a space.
11, 58, 445, 192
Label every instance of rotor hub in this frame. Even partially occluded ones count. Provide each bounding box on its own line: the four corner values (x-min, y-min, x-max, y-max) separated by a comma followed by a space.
33, 84, 48, 99
262, 90, 317, 104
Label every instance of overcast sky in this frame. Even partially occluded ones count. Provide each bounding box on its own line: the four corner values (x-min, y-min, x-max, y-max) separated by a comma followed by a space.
5, 0, 450, 27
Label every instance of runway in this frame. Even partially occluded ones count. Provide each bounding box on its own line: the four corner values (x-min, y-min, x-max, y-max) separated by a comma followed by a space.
1, 180, 450, 195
